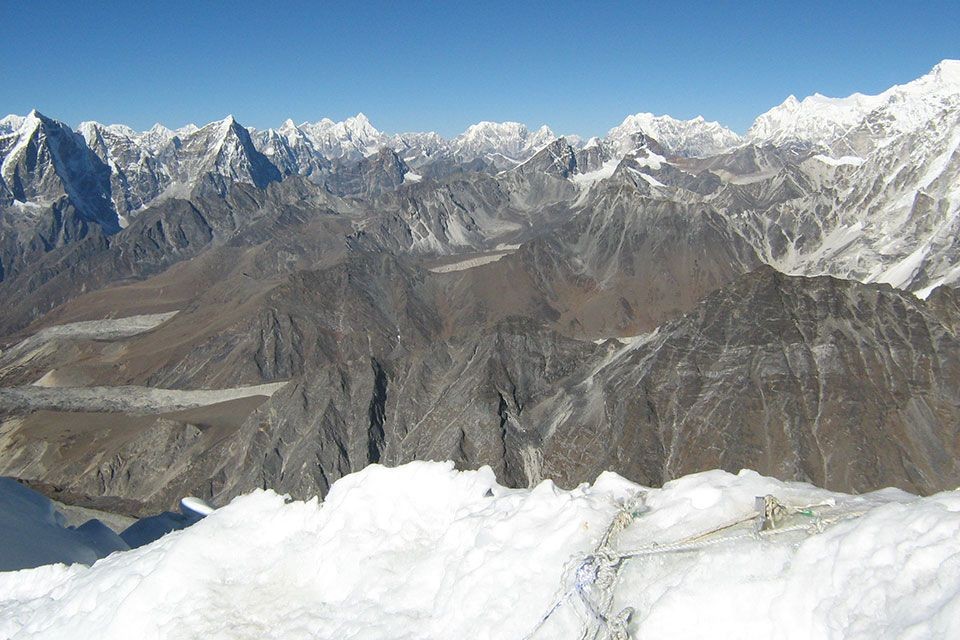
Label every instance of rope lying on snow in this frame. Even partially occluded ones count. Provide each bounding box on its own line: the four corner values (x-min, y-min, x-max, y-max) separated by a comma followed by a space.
522, 494, 871, 640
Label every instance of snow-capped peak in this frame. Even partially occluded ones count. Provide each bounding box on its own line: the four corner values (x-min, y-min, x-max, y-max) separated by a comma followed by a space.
337, 113, 376, 135
528, 124, 557, 149
0, 111, 45, 146
148, 123, 172, 135
922, 58, 960, 88
606, 112, 741, 158
748, 59, 960, 150
1, 112, 43, 183
215, 115, 238, 132
75, 122, 142, 152
747, 92, 884, 148
452, 121, 556, 161
19, 110, 45, 135
295, 113, 386, 159
0, 114, 26, 136
76, 121, 103, 144
532, 124, 554, 137
348, 112, 372, 127
457, 121, 529, 140
583, 136, 602, 149
272, 118, 307, 146
333, 113, 382, 144
134, 123, 177, 154
175, 124, 199, 136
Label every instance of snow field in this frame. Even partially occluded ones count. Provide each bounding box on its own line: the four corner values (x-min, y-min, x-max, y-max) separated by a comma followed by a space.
1, 462, 959, 639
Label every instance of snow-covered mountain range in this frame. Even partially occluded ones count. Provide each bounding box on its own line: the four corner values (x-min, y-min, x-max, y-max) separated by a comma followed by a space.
748, 59, 960, 154
732, 60, 960, 294
2, 59, 959, 295
0, 107, 744, 222
607, 112, 743, 157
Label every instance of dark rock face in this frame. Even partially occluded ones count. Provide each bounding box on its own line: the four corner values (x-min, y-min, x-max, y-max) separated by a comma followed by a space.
323, 148, 410, 197
196, 268, 960, 505
574, 140, 614, 174
516, 139, 579, 179
535, 267, 960, 495
926, 285, 960, 333
0, 178, 350, 336
205, 316, 598, 504
0, 112, 116, 225
448, 183, 762, 338
0, 112, 118, 283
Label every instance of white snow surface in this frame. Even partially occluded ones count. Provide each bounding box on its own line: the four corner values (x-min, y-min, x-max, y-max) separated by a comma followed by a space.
748, 59, 960, 150
570, 158, 620, 186
812, 154, 865, 167
2, 461, 959, 640
607, 112, 742, 158
451, 121, 555, 161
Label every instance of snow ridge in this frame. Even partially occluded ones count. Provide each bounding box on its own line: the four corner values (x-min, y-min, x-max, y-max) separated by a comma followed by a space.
2, 461, 959, 640
748, 59, 960, 151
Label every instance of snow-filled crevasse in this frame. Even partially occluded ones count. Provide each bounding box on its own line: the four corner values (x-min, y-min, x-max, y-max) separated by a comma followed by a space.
1, 461, 959, 640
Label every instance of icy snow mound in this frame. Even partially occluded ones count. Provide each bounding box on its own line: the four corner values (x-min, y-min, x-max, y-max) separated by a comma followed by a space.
1, 462, 960, 639
0, 478, 128, 572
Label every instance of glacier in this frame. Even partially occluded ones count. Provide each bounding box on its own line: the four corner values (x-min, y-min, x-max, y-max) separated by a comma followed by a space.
1, 461, 959, 639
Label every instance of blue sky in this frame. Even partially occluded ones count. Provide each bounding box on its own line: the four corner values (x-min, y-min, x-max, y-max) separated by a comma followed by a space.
2, 1, 958, 137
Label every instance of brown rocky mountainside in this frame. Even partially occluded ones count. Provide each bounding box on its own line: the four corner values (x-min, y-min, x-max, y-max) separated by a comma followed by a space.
2, 262, 958, 515
534, 267, 960, 494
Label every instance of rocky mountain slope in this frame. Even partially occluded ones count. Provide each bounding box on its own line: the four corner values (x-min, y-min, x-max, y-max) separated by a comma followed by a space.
2, 266, 958, 515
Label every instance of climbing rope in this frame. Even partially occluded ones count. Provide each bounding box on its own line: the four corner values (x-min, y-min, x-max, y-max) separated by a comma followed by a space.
522, 492, 871, 640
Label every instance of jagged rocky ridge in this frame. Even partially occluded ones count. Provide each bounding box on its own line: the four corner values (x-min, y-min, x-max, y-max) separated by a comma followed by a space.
4, 61, 959, 293
0, 106, 747, 280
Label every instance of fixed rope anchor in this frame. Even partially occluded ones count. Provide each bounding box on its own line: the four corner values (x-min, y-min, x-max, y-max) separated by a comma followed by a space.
756, 494, 788, 531
523, 491, 862, 640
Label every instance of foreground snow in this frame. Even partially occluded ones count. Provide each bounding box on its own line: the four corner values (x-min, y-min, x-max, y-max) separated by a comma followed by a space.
2, 462, 959, 639
0, 479, 128, 572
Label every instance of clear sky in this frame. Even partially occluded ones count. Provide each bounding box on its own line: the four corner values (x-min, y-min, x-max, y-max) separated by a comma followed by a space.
2, 1, 959, 137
